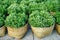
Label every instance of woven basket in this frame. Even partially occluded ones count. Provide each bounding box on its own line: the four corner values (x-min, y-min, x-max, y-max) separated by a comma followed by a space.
0, 26, 6, 36
31, 25, 54, 38
7, 24, 28, 38
56, 24, 60, 34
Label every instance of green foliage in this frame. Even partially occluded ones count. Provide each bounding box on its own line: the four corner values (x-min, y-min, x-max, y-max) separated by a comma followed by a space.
0, 5, 5, 18
20, 0, 47, 14
5, 13, 28, 28
29, 2, 39, 12
45, 0, 60, 12
20, 0, 29, 5
6, 0, 21, 4
33, 0, 44, 2
21, 0, 45, 3
29, 10, 55, 27
0, 5, 5, 13
0, 4, 5, 27
0, 17, 4, 27
29, 2, 47, 13
0, 0, 19, 16
20, 3, 29, 15
20, 0, 33, 15
7, 3, 28, 28
0, 13, 5, 19
8, 3, 27, 14
54, 0, 60, 11
0, 0, 15, 8
7, 3, 20, 14
0, 0, 21, 12
54, 12, 60, 25
20, 3, 28, 12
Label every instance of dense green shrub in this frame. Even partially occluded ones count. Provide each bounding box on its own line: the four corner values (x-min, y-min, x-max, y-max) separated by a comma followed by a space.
0, 0, 20, 16
0, 5, 5, 15
54, 12, 60, 25
18, 0, 47, 14
29, 10, 55, 27
0, 17, 4, 27
32, 0, 44, 3
8, 3, 27, 14
20, 3, 29, 15
45, 0, 60, 12
20, 0, 31, 15
20, 0, 41, 5
20, 0, 29, 5
7, 3, 20, 14
0, 0, 21, 13
0, 5, 5, 18
0, 0, 15, 8
29, 2, 47, 13
5, 13, 28, 28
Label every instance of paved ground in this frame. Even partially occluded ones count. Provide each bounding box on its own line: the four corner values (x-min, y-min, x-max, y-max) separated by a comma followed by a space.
0, 30, 60, 40
34, 30, 60, 40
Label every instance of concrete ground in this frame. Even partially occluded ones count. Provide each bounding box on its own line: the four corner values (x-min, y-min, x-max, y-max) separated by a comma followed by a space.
0, 30, 60, 40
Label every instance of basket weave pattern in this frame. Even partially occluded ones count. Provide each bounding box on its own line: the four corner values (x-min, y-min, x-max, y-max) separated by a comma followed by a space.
31, 25, 54, 38
0, 26, 5, 36
56, 24, 60, 34
7, 24, 28, 38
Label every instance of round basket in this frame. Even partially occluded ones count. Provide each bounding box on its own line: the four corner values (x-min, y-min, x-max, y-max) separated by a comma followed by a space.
0, 26, 6, 36
56, 24, 60, 34
7, 24, 28, 38
31, 25, 54, 38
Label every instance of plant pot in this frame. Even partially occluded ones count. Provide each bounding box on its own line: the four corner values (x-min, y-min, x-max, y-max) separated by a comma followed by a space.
56, 24, 60, 34
31, 25, 54, 38
7, 24, 28, 38
0, 26, 6, 36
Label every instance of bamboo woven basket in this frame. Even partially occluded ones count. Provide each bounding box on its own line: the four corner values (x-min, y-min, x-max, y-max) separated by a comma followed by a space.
56, 24, 60, 34
7, 24, 28, 38
31, 25, 54, 38
0, 26, 6, 36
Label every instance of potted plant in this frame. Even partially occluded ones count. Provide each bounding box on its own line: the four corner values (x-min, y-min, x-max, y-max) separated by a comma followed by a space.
54, 12, 60, 34
29, 10, 55, 38
5, 13, 28, 38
